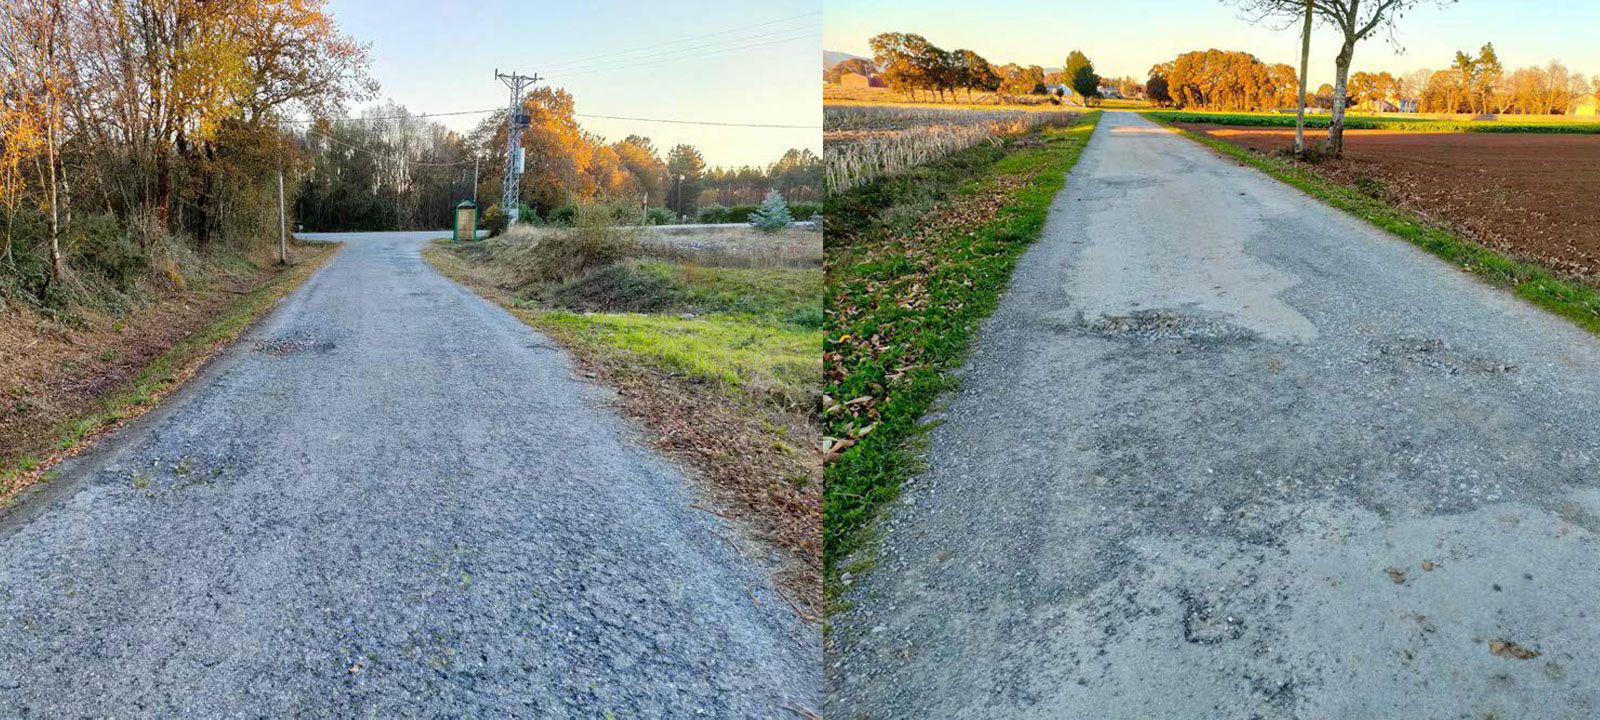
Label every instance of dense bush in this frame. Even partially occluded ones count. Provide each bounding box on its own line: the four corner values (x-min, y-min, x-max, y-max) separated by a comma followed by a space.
695, 204, 729, 223
643, 206, 675, 225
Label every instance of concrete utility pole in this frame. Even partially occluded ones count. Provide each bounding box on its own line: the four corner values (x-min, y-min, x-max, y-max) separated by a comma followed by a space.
496, 69, 540, 227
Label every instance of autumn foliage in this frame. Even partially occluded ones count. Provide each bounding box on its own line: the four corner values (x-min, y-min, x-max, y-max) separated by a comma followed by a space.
1, 0, 374, 308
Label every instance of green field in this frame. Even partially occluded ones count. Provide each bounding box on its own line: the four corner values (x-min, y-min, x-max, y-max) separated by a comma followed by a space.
1146, 109, 1600, 134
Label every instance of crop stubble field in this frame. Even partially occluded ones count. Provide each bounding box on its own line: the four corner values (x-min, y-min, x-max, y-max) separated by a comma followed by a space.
824, 105, 1080, 193
1175, 123, 1600, 276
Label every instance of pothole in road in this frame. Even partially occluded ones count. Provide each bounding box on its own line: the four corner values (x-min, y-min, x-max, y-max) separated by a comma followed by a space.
1365, 336, 1517, 376
255, 333, 337, 356
1070, 309, 1260, 343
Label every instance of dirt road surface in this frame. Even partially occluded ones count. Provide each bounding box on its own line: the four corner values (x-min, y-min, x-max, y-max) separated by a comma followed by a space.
827, 112, 1600, 718
0, 232, 816, 717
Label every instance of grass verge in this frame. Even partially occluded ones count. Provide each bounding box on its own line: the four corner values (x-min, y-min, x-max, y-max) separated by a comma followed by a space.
424, 243, 824, 616
822, 112, 1102, 587
1, 242, 339, 505
1146, 109, 1600, 134
1154, 119, 1600, 335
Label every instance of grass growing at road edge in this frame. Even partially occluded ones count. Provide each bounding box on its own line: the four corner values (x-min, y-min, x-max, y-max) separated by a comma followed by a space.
1155, 120, 1600, 335
823, 113, 1102, 586
1, 243, 340, 505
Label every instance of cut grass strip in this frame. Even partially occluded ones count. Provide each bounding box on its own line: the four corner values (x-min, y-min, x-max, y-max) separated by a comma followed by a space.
0, 244, 340, 505
823, 113, 1102, 580
1147, 109, 1600, 134
1155, 119, 1600, 334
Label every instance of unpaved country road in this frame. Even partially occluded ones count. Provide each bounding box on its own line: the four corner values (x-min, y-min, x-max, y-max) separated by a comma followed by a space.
827, 111, 1600, 718
0, 232, 816, 717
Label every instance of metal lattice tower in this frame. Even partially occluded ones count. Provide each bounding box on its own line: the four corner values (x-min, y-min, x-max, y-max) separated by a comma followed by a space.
495, 69, 540, 227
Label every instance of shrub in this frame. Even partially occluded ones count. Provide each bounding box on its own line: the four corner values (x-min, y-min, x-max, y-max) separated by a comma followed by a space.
695, 204, 729, 224
748, 189, 795, 231
788, 201, 823, 219
494, 202, 638, 286
546, 203, 578, 226
546, 261, 683, 312
643, 206, 675, 225
67, 213, 145, 292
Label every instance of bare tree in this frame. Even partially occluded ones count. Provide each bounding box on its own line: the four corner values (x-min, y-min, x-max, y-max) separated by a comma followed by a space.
1230, 0, 1451, 155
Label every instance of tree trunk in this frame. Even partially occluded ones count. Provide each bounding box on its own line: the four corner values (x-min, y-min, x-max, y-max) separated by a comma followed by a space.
46, 106, 61, 285
1294, 0, 1312, 155
1327, 39, 1355, 157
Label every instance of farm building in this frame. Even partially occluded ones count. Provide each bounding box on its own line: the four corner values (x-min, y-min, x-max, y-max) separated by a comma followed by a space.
838, 72, 884, 88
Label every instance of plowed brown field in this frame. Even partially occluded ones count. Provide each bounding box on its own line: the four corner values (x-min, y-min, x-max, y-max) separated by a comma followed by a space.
1177, 125, 1600, 276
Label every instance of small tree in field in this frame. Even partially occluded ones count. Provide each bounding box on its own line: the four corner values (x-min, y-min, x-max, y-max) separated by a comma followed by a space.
1230, 0, 1451, 156
748, 189, 793, 232
1071, 64, 1102, 106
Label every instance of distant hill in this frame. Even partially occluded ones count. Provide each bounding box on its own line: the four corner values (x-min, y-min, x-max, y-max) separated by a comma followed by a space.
824, 50, 872, 70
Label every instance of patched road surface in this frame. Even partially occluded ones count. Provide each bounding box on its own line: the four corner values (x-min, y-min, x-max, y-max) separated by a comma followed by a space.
0, 232, 816, 717
827, 111, 1600, 718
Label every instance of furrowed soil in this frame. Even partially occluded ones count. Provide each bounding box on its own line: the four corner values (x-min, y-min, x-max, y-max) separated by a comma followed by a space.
1176, 125, 1600, 276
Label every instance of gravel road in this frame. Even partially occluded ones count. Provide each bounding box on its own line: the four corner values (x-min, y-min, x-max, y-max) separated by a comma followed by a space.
0, 232, 817, 717
827, 111, 1600, 718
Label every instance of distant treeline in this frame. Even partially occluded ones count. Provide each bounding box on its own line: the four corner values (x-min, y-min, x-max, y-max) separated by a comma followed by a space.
846, 33, 1136, 105
294, 90, 822, 232
1147, 44, 1596, 115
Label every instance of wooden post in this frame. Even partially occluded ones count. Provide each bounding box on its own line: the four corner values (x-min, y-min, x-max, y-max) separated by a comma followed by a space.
277, 169, 287, 265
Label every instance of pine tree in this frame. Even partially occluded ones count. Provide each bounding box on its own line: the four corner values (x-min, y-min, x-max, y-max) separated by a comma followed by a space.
748, 188, 793, 232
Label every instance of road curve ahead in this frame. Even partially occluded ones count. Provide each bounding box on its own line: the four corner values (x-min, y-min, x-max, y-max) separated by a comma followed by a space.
0, 232, 816, 717
827, 111, 1600, 718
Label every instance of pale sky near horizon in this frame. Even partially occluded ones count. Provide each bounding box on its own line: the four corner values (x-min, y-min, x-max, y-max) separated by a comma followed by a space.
824, 1, 1600, 87
324, 0, 821, 169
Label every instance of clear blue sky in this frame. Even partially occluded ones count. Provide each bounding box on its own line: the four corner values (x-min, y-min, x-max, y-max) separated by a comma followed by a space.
824, 0, 1600, 87
325, 0, 821, 168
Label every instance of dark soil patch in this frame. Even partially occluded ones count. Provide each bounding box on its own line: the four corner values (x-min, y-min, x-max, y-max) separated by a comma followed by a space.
1176, 124, 1600, 276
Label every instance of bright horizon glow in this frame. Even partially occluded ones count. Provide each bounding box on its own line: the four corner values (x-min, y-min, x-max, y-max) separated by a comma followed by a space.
824, 0, 1600, 90
325, 0, 821, 169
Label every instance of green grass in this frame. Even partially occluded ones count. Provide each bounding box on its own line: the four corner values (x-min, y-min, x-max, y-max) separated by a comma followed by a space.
636, 261, 822, 319
822, 113, 1102, 577
538, 311, 820, 403
1146, 109, 1600, 134
1156, 119, 1600, 335
0, 243, 339, 501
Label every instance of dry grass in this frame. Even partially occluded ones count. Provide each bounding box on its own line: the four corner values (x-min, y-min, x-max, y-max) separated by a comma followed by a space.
825, 106, 1081, 193
1, 242, 339, 504
499, 223, 822, 269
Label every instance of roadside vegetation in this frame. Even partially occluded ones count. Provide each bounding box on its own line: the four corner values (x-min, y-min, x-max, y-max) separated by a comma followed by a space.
1159, 119, 1600, 336
1, 242, 337, 505
424, 202, 823, 613
823, 111, 1102, 588
1148, 110, 1600, 133
1, 0, 368, 503
825, 105, 1080, 192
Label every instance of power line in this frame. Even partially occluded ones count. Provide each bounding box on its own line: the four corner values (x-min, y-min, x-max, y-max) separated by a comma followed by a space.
536, 11, 818, 72
574, 112, 818, 130
559, 28, 819, 79
292, 108, 819, 130
282, 108, 497, 125
301, 127, 476, 167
